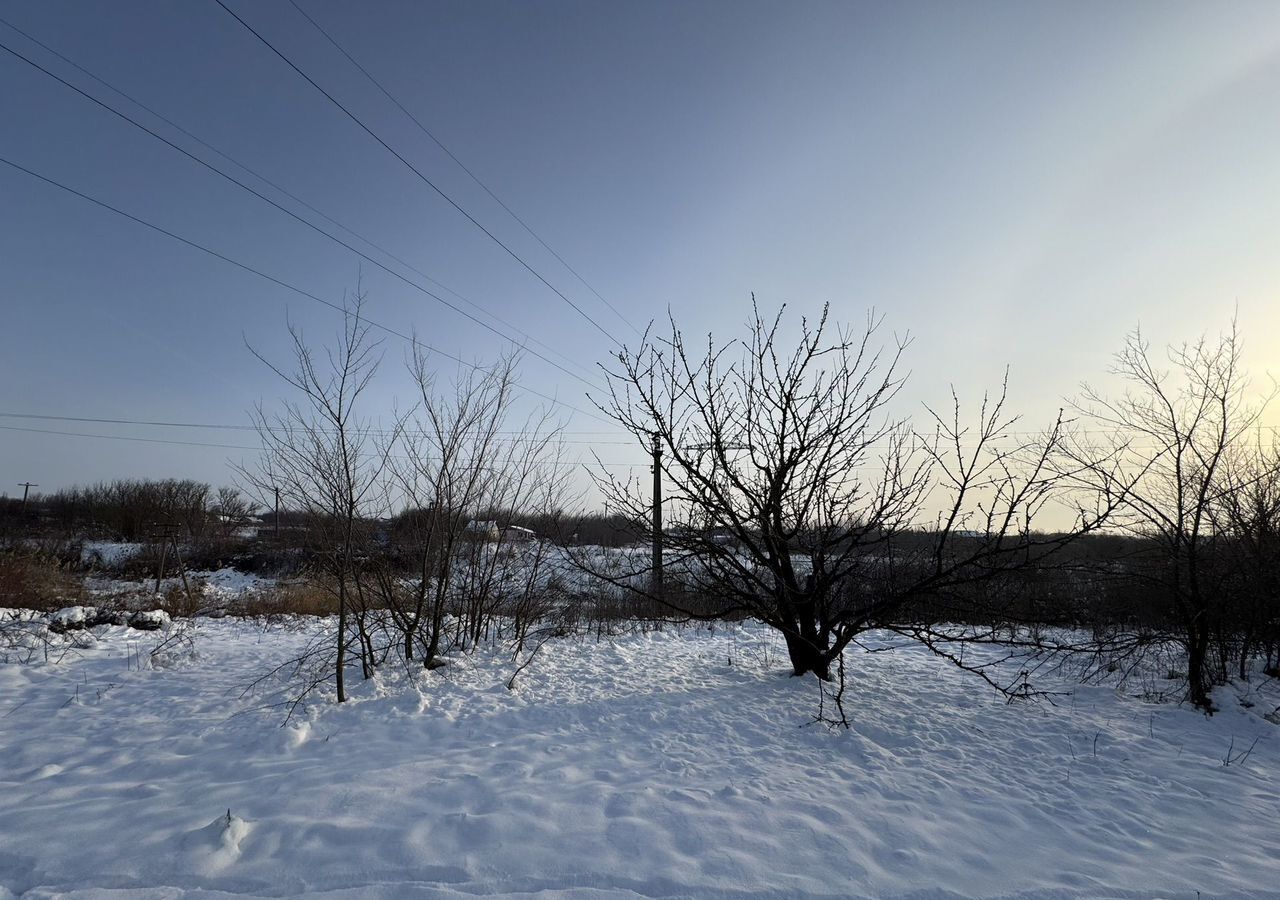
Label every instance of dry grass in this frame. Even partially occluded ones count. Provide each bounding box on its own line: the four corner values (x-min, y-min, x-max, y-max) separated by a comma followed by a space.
240, 579, 338, 619
0, 550, 87, 611
153, 579, 208, 619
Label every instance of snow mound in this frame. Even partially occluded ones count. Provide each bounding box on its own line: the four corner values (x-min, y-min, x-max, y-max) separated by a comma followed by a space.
178, 810, 252, 877
49, 606, 95, 629
80, 541, 144, 568
193, 567, 273, 596
127, 609, 171, 631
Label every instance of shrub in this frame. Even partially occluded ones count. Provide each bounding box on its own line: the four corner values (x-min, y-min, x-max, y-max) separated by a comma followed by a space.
0, 550, 86, 611
241, 579, 338, 619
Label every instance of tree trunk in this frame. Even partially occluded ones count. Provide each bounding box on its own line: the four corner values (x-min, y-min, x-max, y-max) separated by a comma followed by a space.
1186, 627, 1211, 711
336, 578, 347, 703
784, 630, 831, 680
422, 596, 443, 667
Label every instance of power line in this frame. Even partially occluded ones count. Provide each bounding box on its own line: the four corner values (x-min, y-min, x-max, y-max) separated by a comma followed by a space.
10, 410, 1272, 446
8, 416, 1268, 476
0, 424, 258, 451
285, 0, 642, 339
0, 412, 634, 445
0, 424, 648, 468
0, 152, 609, 424
8, 392, 1271, 452
213, 0, 626, 348
0, 35, 605, 393
1, 420, 1239, 478
0, 13, 605, 384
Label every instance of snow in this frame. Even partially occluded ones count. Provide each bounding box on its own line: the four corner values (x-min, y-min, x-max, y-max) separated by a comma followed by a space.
127, 609, 171, 630
192, 568, 272, 597
42, 607, 170, 633
48, 607, 94, 629
79, 542, 144, 568
84, 569, 276, 613
0, 619, 1277, 899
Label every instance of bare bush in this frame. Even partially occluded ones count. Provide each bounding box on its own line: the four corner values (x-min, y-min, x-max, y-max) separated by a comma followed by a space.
1065, 321, 1279, 709
388, 347, 574, 667
0, 549, 86, 611
243, 290, 575, 707
241, 292, 395, 702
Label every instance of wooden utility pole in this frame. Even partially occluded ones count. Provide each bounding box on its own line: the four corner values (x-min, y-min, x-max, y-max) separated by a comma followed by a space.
18, 482, 37, 514
154, 523, 170, 594
651, 432, 663, 600
153, 521, 193, 601
274, 486, 281, 538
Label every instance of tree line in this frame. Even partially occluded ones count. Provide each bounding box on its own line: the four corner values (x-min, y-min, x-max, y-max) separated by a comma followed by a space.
5, 295, 1276, 715
3, 479, 257, 544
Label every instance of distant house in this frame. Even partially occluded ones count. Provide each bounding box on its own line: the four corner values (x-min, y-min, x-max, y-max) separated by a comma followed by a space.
506, 525, 537, 543
216, 513, 263, 540
234, 517, 263, 540
464, 520, 500, 541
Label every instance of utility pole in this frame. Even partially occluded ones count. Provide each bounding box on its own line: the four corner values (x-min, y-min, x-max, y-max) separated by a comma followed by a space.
154, 522, 170, 595
648, 436, 749, 602
274, 486, 281, 538
153, 521, 193, 600
651, 432, 663, 600
17, 482, 37, 514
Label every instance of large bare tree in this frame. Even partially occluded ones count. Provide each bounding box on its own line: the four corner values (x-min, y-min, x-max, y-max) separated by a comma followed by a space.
590, 302, 1111, 689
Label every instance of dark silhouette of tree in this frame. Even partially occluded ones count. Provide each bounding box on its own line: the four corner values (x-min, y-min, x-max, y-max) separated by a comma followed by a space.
588, 302, 1112, 695
1066, 322, 1278, 709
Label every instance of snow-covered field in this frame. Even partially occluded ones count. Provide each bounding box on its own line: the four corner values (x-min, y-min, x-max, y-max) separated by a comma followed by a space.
1, 618, 1277, 899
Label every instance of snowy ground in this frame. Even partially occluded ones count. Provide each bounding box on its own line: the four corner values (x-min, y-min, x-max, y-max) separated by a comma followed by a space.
85, 567, 276, 601
0, 619, 1277, 899
78, 541, 146, 568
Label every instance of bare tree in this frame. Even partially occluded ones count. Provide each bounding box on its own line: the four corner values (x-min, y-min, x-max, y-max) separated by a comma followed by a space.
212, 487, 258, 541
1065, 322, 1277, 709
241, 291, 578, 708
1213, 439, 1280, 679
587, 302, 1112, 698
241, 293, 395, 702
389, 347, 572, 668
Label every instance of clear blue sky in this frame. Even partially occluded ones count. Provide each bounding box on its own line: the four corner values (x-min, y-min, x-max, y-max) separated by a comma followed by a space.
3, 0, 1279, 502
